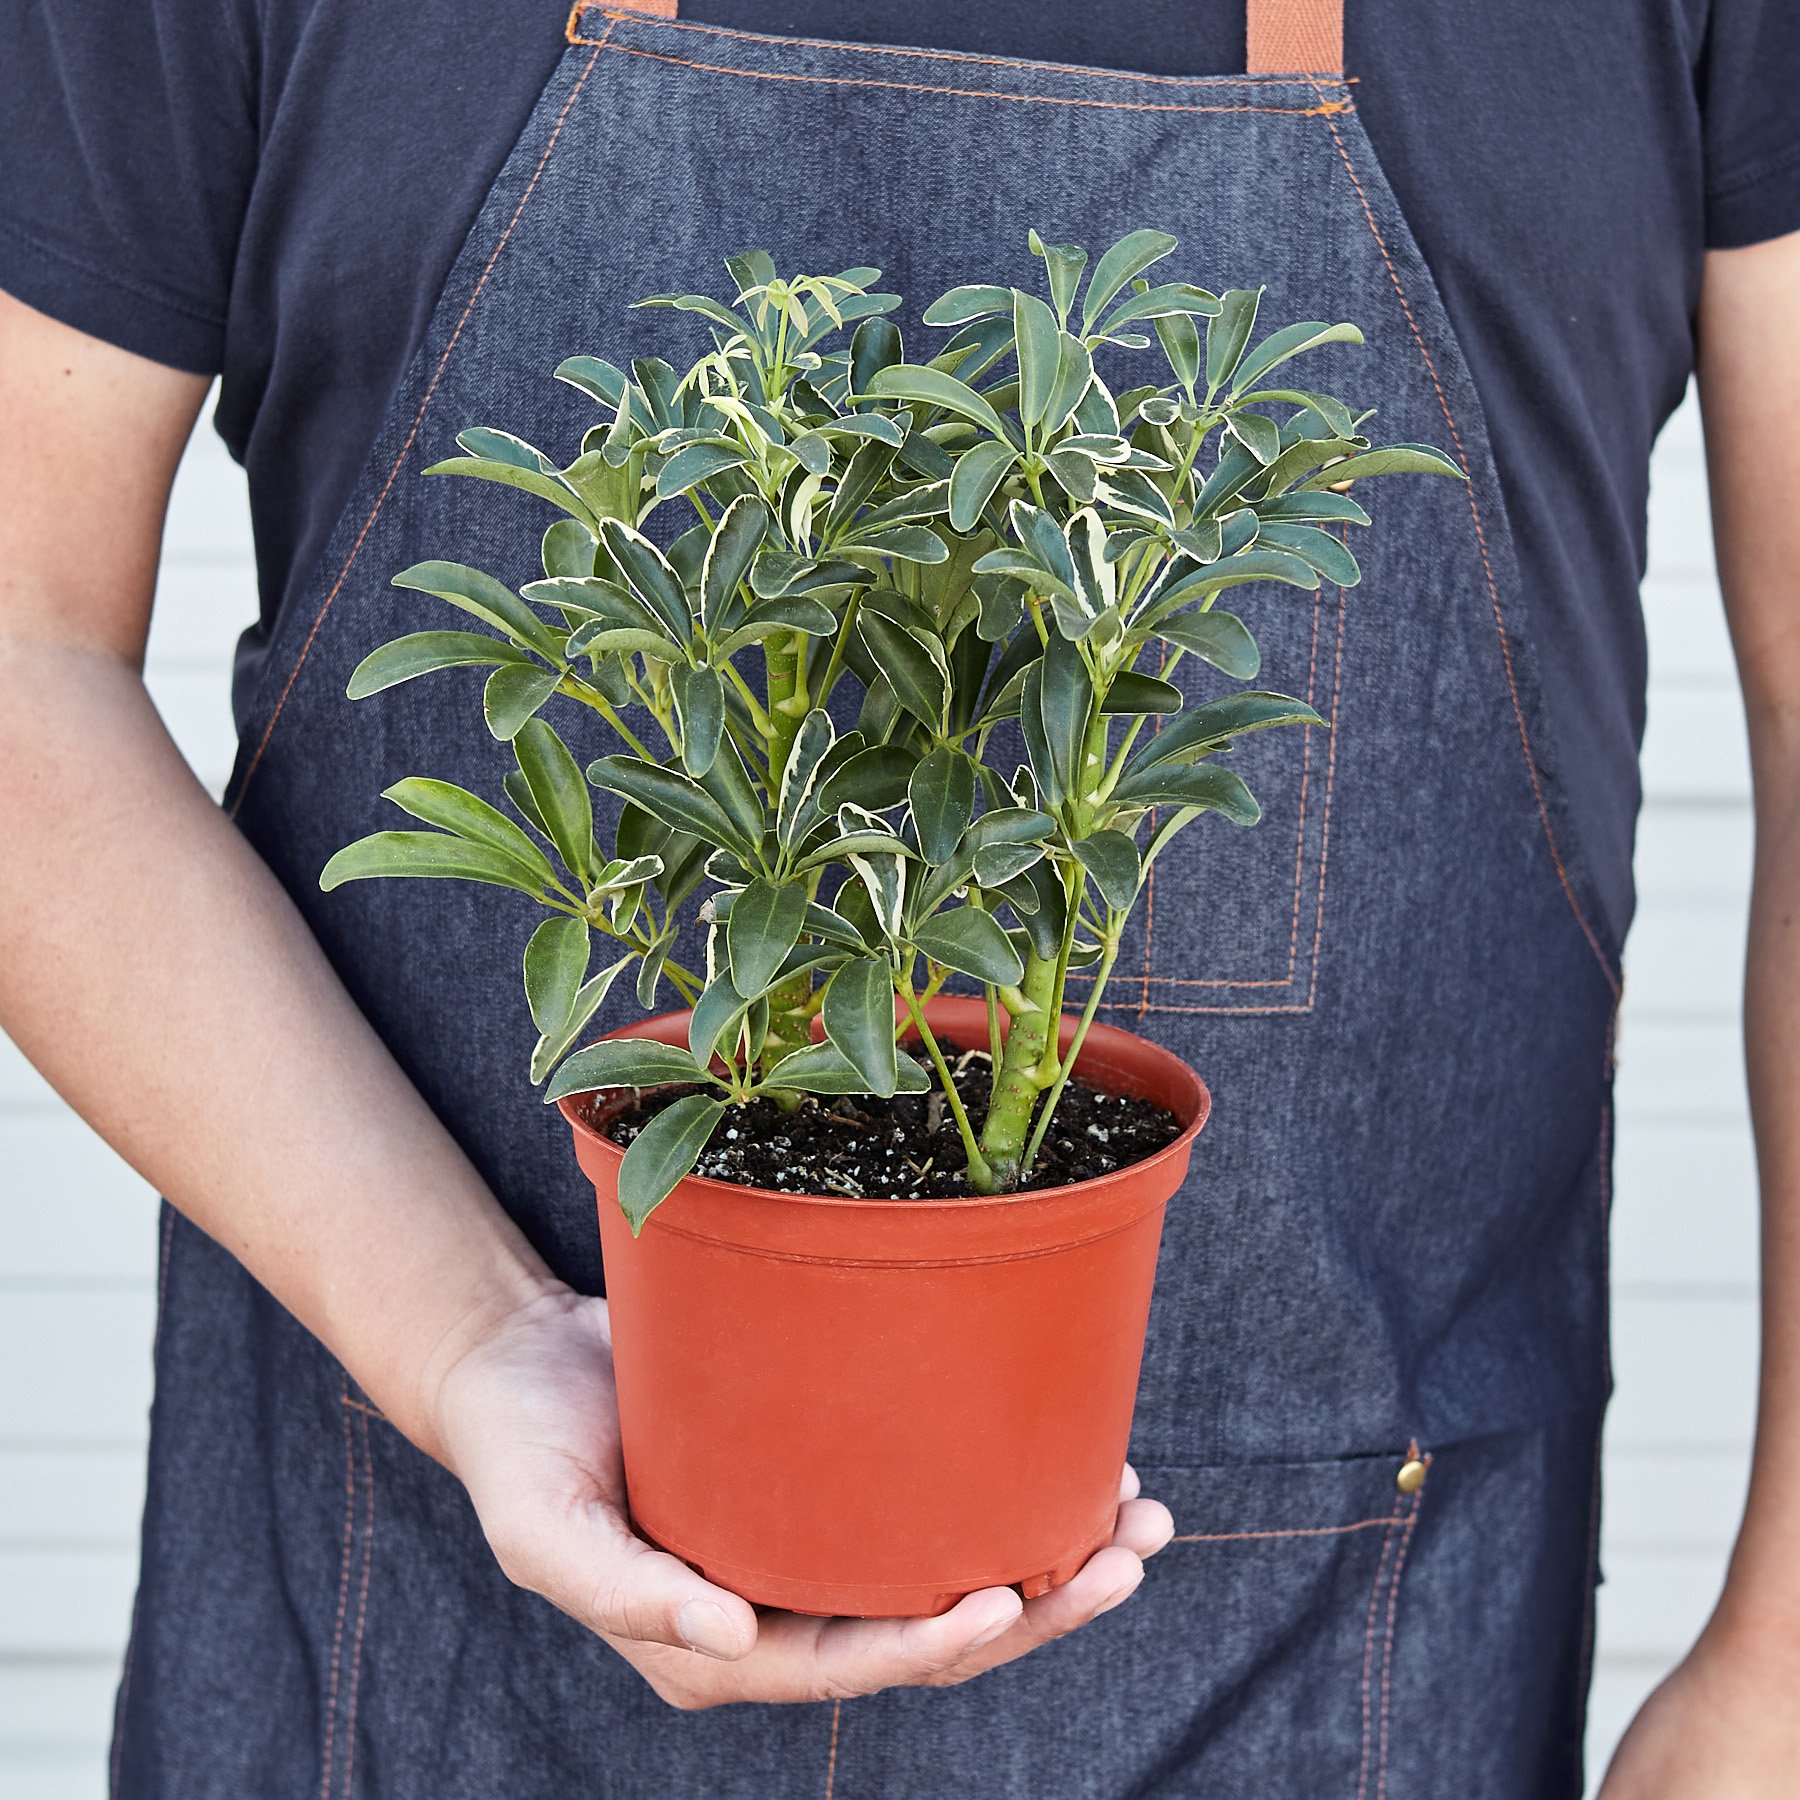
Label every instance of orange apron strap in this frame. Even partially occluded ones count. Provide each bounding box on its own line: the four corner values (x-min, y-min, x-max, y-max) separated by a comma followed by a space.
1245, 0, 1344, 74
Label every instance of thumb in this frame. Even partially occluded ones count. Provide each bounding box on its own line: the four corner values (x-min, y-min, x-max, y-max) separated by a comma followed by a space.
492, 1494, 759, 1660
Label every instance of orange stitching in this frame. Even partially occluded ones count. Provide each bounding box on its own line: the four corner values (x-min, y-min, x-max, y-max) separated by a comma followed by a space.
318, 1385, 357, 1800
1302, 578, 1348, 1011
1309, 94, 1621, 1001
1170, 1514, 1401, 1545
339, 1408, 377, 1799
1089, 576, 1346, 1015
591, 39, 1350, 116
1356, 1494, 1403, 1800
1375, 1474, 1426, 1800
229, 32, 612, 817
569, 3, 1355, 90
340, 1395, 388, 1421
823, 1699, 842, 1799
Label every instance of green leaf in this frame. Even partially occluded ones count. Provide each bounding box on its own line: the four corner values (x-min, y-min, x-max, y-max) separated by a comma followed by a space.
821, 957, 899, 1098
911, 906, 1025, 986
514, 718, 594, 885
597, 520, 694, 641
669, 663, 726, 776
1145, 548, 1319, 617
857, 612, 947, 730
1231, 321, 1364, 394
700, 494, 770, 630
1029, 230, 1088, 324
421, 457, 598, 529
862, 365, 1012, 443
617, 1092, 726, 1233
544, 1038, 707, 1103
948, 438, 1017, 532
587, 756, 751, 856
815, 744, 918, 817
777, 708, 837, 849
319, 832, 550, 897
1121, 691, 1324, 781
689, 974, 750, 1069
851, 525, 949, 564
921, 284, 1014, 327
523, 915, 591, 1036
1101, 671, 1182, 714
346, 631, 533, 699
530, 957, 633, 1084
1072, 830, 1142, 910
1036, 632, 1093, 799
1014, 289, 1063, 430
1295, 443, 1465, 487
553, 355, 628, 409
1226, 411, 1282, 466
483, 664, 560, 740
1256, 490, 1371, 527
908, 745, 977, 864
1253, 522, 1362, 586
1081, 229, 1178, 335
392, 562, 565, 661
1110, 762, 1262, 822
378, 777, 557, 885
727, 879, 808, 997
655, 441, 749, 500
1205, 289, 1263, 394
1155, 608, 1262, 678
1154, 309, 1202, 392
762, 1039, 929, 1098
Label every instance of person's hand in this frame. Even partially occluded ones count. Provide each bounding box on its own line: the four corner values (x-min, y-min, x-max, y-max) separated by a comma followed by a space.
1599, 1611, 1800, 1797
429, 1285, 1174, 1709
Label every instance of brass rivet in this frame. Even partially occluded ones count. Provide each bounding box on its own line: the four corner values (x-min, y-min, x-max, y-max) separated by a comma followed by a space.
1396, 1457, 1428, 1495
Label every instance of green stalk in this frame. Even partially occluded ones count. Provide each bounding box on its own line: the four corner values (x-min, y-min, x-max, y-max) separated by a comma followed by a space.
1020, 929, 1120, 1178
763, 629, 807, 784
900, 975, 994, 1192
977, 946, 1060, 1191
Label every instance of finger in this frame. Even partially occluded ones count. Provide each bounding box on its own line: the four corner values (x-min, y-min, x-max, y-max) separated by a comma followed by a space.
1112, 1495, 1175, 1559
1118, 1462, 1142, 1503
931, 1543, 1146, 1681
748, 1586, 1026, 1702
504, 1498, 758, 1660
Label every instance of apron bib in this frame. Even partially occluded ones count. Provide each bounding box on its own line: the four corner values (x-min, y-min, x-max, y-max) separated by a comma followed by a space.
115, 5, 1620, 1794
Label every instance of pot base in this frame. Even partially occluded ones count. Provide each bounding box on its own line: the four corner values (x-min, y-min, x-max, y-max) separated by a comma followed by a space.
635, 1509, 1115, 1618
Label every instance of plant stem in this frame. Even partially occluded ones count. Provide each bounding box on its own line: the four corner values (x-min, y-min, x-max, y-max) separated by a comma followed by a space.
977, 946, 1060, 1191
900, 975, 994, 1192
1021, 929, 1119, 1178
763, 630, 807, 784
557, 676, 656, 762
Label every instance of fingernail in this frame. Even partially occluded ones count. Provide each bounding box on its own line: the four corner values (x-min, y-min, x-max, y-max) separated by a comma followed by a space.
678, 1598, 741, 1659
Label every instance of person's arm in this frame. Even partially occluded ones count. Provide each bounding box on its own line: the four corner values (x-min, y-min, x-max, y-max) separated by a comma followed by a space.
0, 291, 1170, 1708
1601, 230, 1800, 1794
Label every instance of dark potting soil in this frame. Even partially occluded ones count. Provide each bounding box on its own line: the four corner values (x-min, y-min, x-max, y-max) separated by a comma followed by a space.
581, 1047, 1183, 1200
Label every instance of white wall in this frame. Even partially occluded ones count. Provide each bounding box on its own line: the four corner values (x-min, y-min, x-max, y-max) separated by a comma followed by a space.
0, 396, 1756, 1794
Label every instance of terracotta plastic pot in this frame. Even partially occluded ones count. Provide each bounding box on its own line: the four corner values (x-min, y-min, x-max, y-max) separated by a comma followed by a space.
559, 997, 1209, 1618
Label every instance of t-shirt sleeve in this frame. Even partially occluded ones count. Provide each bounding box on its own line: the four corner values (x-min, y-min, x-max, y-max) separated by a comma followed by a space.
1701, 0, 1800, 249
0, 0, 258, 372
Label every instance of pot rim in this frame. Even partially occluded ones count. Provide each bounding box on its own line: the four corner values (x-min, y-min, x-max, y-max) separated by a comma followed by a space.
556, 998, 1210, 1216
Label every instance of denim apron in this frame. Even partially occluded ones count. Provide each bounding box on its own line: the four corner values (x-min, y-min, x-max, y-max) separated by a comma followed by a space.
113, 3, 1623, 1794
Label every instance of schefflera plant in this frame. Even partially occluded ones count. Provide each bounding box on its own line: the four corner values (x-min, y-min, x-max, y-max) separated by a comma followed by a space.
322, 232, 1461, 1226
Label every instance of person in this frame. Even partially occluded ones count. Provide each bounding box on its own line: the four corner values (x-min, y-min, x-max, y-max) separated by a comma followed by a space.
2, 0, 1797, 1793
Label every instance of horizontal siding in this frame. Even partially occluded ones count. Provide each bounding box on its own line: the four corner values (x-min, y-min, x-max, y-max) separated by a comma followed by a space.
0, 395, 1759, 1790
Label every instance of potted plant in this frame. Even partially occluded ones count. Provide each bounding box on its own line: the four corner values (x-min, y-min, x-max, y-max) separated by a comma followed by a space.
322, 231, 1459, 1616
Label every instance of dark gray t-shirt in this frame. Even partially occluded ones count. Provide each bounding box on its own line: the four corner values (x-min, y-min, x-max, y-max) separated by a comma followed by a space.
5, 0, 1799, 943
